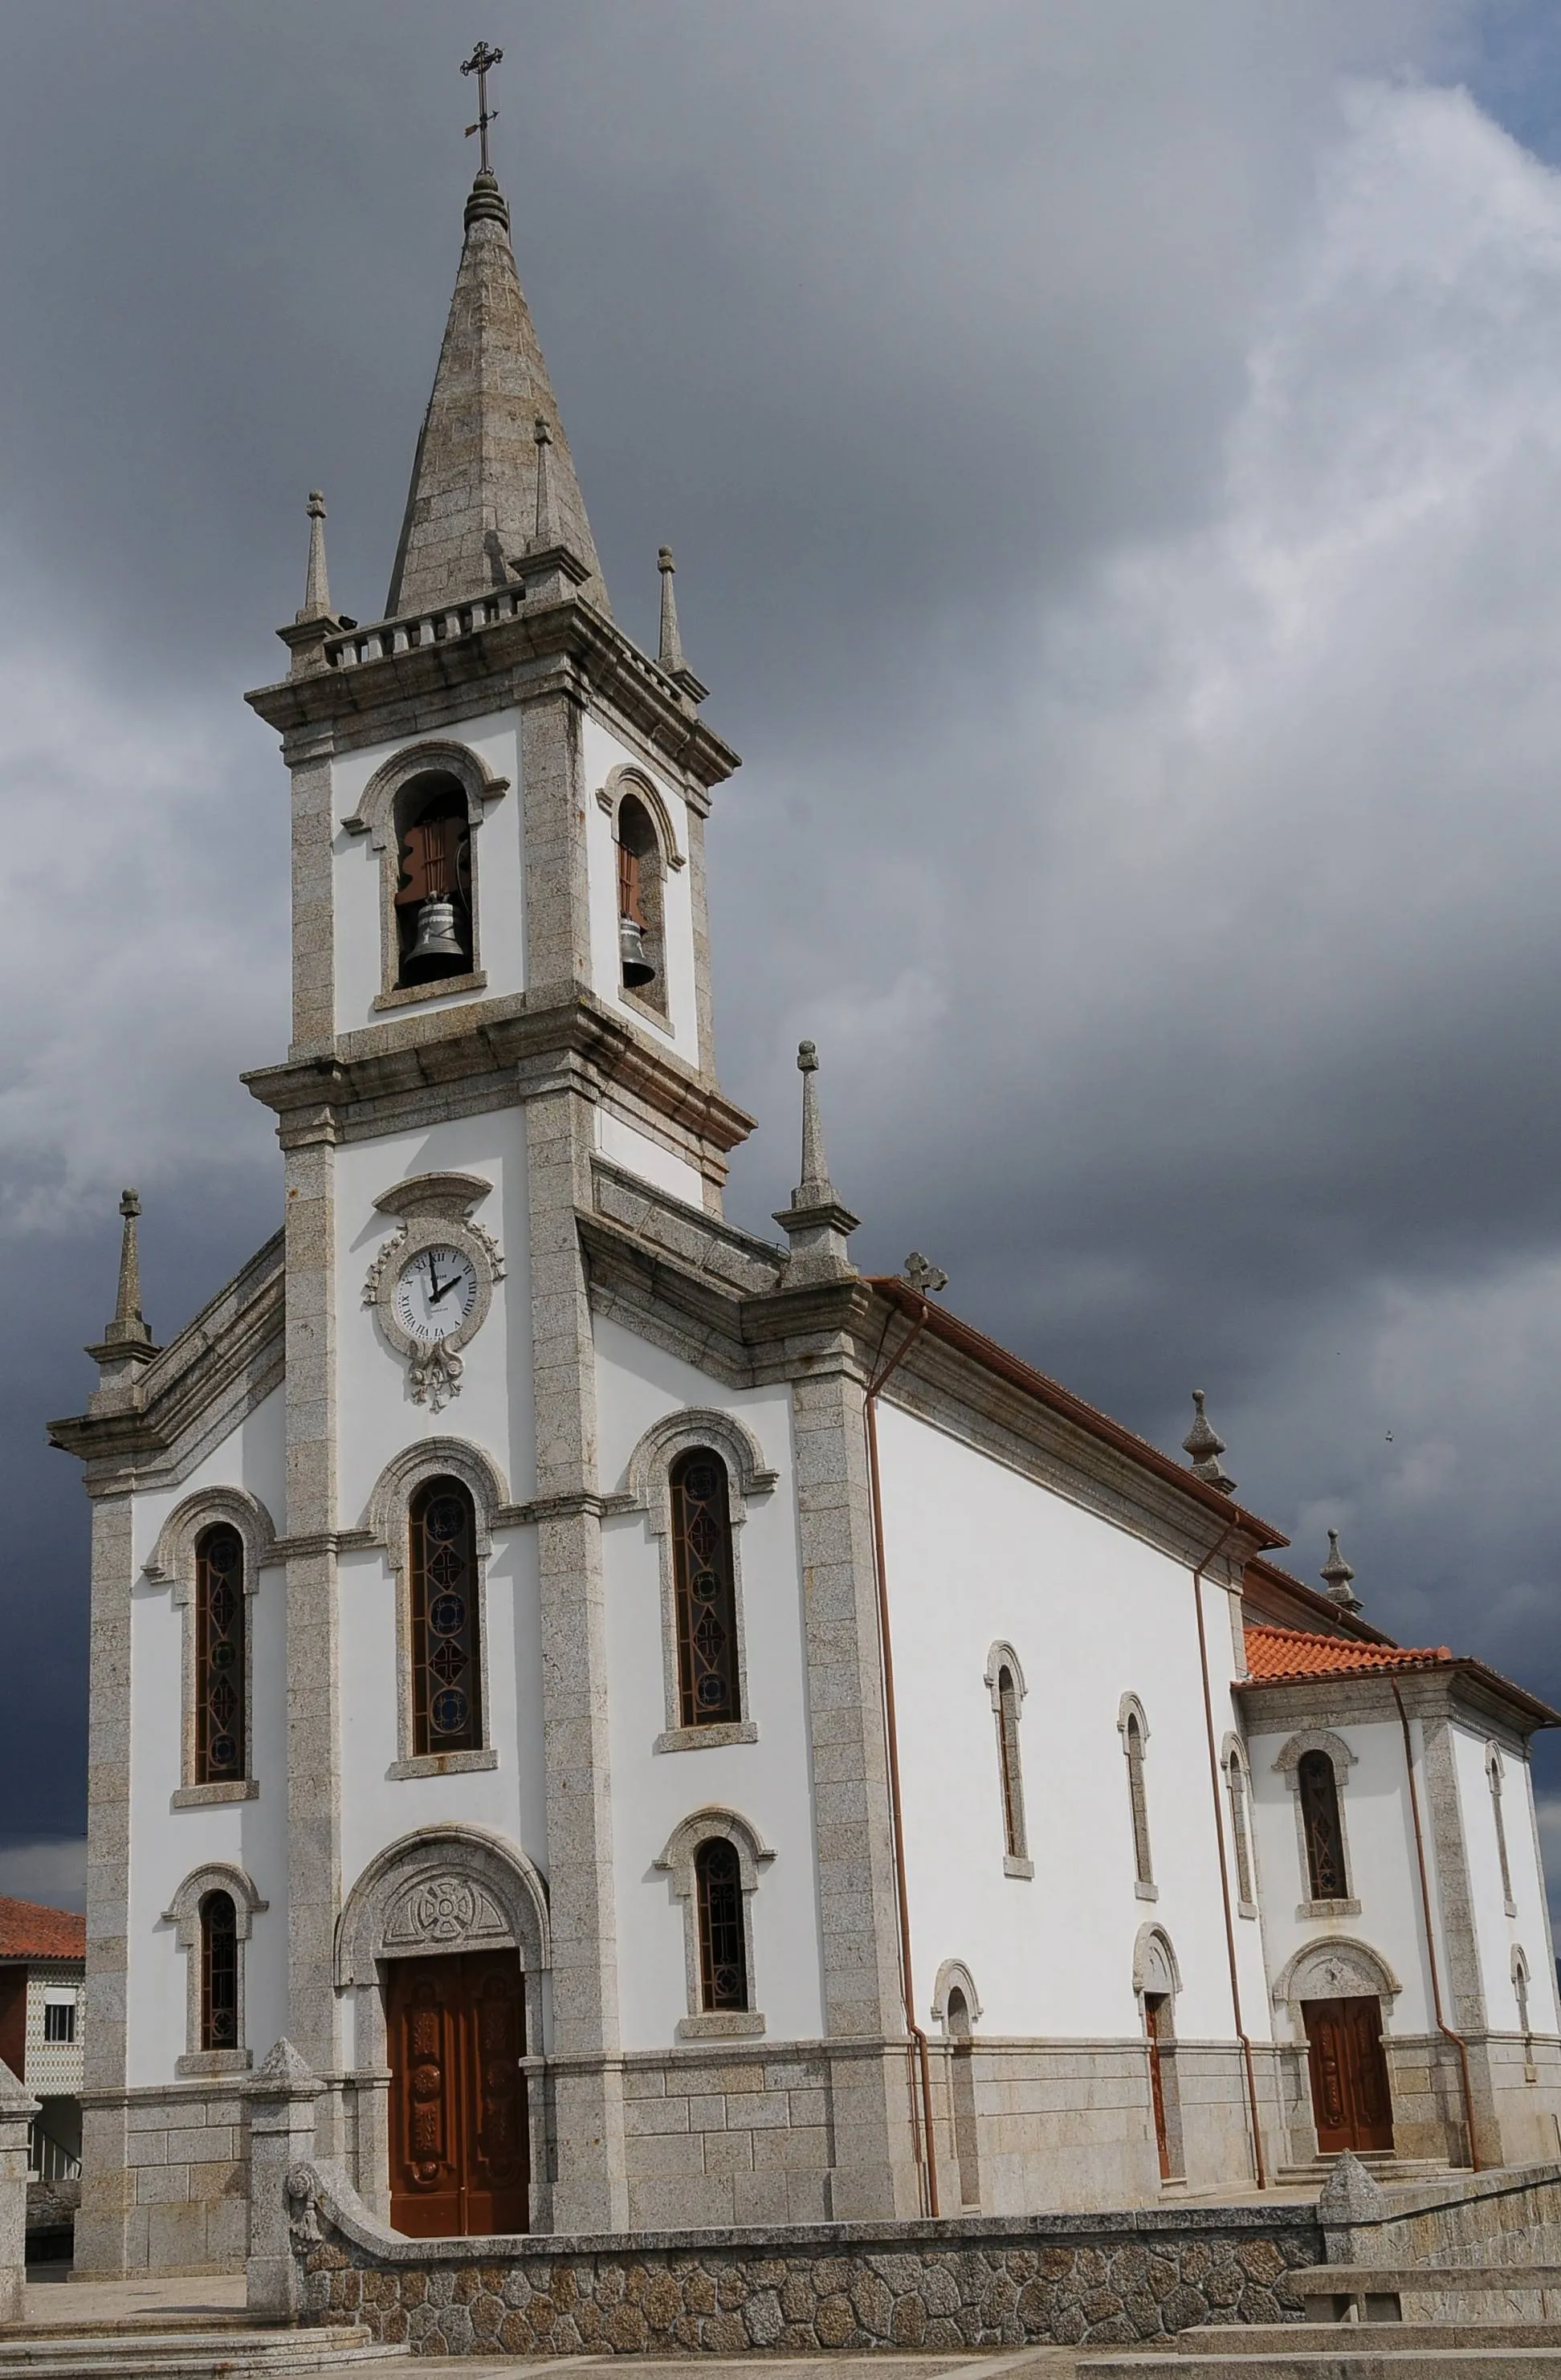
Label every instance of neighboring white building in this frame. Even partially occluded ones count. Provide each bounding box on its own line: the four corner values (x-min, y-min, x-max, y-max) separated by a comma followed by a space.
0, 1895, 86, 2186
52, 140, 1561, 2281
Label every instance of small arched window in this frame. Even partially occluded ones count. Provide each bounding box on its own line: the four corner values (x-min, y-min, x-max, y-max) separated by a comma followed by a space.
1225, 1745, 1256, 1909
1487, 1746, 1517, 1916
1125, 1708, 1154, 1891
669, 1449, 740, 1728
695, 1838, 748, 2011
1298, 1749, 1348, 1901
394, 774, 472, 988
199, 1890, 238, 2052
616, 792, 666, 1011
409, 1477, 482, 1756
997, 1666, 1027, 1865
194, 1524, 245, 1784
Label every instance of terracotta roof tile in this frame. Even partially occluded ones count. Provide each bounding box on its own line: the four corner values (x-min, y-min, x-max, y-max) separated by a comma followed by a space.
0, 1894, 85, 1961
1244, 1622, 1452, 1684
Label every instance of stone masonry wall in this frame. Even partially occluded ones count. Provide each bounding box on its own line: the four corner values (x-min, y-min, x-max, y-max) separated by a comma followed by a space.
290, 2162, 1323, 2356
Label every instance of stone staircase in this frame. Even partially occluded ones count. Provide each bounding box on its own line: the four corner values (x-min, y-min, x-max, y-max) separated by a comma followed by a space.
0, 2315, 401, 2379
1082, 2264, 1561, 2378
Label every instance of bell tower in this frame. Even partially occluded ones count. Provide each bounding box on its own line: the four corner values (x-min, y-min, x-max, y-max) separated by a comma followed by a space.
240, 80, 753, 2232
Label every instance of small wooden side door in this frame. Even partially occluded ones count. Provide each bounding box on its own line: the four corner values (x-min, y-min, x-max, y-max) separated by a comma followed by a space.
1304, 1995, 1394, 2155
386, 1950, 528, 2237
1144, 1992, 1172, 2179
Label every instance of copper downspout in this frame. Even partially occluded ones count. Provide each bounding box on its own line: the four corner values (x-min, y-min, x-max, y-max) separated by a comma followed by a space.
862, 1297, 940, 2218
1391, 1681, 1481, 2170
1192, 1520, 1267, 2188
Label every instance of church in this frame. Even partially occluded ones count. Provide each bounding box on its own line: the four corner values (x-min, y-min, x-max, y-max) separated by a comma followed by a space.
51, 81, 1561, 2280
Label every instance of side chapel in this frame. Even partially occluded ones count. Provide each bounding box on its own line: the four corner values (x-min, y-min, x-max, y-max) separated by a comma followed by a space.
52, 91, 1561, 2279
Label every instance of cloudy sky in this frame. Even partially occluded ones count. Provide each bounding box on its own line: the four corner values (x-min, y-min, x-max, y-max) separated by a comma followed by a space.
6, 0, 1561, 1914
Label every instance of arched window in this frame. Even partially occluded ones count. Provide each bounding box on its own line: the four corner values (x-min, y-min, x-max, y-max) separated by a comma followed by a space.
1297, 1749, 1348, 1901
615, 792, 665, 1009
394, 773, 473, 988
1225, 1743, 1256, 1910
945, 1984, 981, 2209
997, 1666, 1027, 1865
194, 1524, 245, 1784
199, 1890, 238, 2052
695, 1838, 748, 2011
1487, 1746, 1517, 1916
1124, 1706, 1154, 1892
409, 1477, 482, 1756
670, 1449, 740, 1728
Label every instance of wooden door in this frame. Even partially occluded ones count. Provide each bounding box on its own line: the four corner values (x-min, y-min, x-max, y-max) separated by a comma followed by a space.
1303, 1995, 1394, 2154
386, 1950, 529, 2236
1144, 1992, 1172, 2179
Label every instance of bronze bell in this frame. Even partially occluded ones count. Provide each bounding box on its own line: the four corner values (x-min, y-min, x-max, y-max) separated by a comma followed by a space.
410, 892, 465, 968
619, 915, 655, 988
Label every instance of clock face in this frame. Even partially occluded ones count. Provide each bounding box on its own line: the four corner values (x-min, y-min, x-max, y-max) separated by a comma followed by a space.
392, 1245, 479, 1343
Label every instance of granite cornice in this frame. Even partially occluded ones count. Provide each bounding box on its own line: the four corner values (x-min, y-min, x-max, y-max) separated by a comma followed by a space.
244, 992, 753, 1164
247, 593, 740, 793
1238, 1663, 1554, 1738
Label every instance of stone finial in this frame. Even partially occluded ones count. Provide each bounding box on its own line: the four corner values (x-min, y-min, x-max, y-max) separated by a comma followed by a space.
297, 491, 331, 621
1318, 2146, 1388, 2229
774, 1040, 861, 1286
251, 2036, 324, 2093
658, 546, 686, 674
530, 417, 557, 551
903, 1252, 948, 1297
103, 1190, 152, 1351
1183, 1389, 1237, 1497
1320, 1528, 1362, 1613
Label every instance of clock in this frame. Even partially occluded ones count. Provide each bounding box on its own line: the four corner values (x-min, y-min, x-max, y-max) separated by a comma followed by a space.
392, 1245, 479, 1343
363, 1173, 503, 1412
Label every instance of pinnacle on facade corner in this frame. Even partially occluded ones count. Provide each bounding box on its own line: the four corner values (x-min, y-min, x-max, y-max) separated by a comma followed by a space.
1182, 1388, 1237, 1498
1320, 1527, 1362, 1612
297, 491, 331, 621
529, 419, 556, 551
658, 547, 685, 673
104, 1189, 153, 1349
774, 1040, 861, 1286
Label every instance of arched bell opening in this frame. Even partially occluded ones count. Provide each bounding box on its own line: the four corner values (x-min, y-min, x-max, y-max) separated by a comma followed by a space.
394, 772, 474, 987
615, 791, 666, 1008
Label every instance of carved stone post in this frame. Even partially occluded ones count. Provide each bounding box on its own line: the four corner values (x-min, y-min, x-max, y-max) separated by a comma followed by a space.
0, 2060, 39, 2321
247, 2039, 323, 2317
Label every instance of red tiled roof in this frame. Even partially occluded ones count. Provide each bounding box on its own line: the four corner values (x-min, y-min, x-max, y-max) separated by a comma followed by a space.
0, 1895, 85, 1961
1244, 1622, 1452, 1683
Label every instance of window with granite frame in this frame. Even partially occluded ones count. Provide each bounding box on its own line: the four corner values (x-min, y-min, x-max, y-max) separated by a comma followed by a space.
655, 1806, 772, 2040
1223, 1735, 1258, 1916
1487, 1743, 1518, 1917
408, 1477, 483, 1759
984, 1644, 1032, 1877
1297, 1748, 1349, 1902
141, 1486, 273, 1811
1119, 1695, 1155, 1898
670, 1449, 741, 1731
164, 1860, 267, 2076
194, 1525, 246, 1787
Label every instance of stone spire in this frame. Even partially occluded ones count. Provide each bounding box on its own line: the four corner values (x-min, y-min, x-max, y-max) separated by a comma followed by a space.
658, 547, 684, 672
1320, 1528, 1362, 1613
298, 492, 331, 621
385, 170, 609, 620
1182, 1388, 1237, 1497
774, 1041, 860, 1285
88, 1188, 158, 1381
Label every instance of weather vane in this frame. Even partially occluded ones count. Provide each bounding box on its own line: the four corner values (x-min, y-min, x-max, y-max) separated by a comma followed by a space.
461, 41, 503, 175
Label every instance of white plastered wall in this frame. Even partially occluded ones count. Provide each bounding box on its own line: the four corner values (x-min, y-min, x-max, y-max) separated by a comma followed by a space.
593, 1314, 825, 2050
582, 719, 698, 1054
1453, 1722, 1561, 2036
126, 1387, 288, 2085
1246, 1714, 1433, 2037
873, 1401, 1269, 2047
596, 1111, 705, 1207
329, 709, 525, 1035
334, 1111, 543, 1962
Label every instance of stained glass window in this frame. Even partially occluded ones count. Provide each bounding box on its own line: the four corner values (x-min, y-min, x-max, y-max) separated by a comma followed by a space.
200, 1890, 238, 2052
410, 1478, 482, 1757
695, 1838, 748, 2011
997, 1667, 1027, 1862
1298, 1750, 1347, 1900
1126, 1711, 1153, 1887
670, 1449, 740, 1728
194, 1525, 245, 1785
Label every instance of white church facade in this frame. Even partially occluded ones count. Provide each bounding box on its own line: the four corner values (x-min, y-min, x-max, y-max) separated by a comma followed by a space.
52, 136, 1561, 2280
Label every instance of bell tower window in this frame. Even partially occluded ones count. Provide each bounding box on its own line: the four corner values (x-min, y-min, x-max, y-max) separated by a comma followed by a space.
394, 774, 472, 988
616, 793, 666, 1012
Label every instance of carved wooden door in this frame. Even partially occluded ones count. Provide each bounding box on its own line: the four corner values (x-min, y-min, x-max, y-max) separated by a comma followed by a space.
1144, 1992, 1172, 2179
1303, 1995, 1394, 2154
386, 1950, 528, 2236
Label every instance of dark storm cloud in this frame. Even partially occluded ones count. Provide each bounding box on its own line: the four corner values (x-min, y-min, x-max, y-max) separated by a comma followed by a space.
6, 0, 1561, 1893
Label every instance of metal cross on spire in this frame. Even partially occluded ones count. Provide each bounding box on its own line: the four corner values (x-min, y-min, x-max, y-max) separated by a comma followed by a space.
461, 41, 503, 173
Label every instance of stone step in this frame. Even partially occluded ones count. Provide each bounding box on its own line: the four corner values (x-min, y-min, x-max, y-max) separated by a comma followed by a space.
1295, 2270, 1561, 2322
1082, 2349, 1561, 2378
1172, 2325, 1561, 2354
0, 2325, 401, 2379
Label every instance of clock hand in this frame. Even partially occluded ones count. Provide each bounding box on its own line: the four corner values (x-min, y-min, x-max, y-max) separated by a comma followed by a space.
428, 1265, 463, 1306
